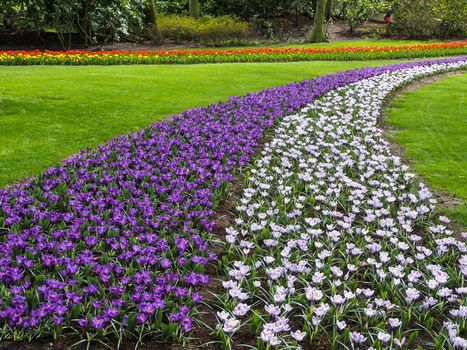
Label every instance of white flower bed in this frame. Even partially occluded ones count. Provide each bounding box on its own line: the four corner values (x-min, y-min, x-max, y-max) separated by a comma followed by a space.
217, 61, 467, 349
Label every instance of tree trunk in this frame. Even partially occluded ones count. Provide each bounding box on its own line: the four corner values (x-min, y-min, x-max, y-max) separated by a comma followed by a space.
307, 0, 328, 42
325, 0, 333, 20
189, 0, 200, 19
149, 0, 160, 42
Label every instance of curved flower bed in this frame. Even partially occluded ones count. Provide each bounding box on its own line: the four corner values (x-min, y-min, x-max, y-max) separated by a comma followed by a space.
0, 42, 466, 65
0, 57, 465, 346
217, 60, 467, 349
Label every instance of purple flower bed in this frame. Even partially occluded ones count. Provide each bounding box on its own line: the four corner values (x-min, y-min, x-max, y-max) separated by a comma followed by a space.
0, 57, 464, 342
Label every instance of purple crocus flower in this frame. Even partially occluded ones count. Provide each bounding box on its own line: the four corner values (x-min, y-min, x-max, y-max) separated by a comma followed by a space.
191, 292, 203, 304
77, 317, 88, 327
91, 316, 106, 330
136, 312, 148, 324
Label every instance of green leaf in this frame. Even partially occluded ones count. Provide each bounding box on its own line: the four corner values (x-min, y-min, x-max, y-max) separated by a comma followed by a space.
126, 312, 136, 333
34, 274, 46, 287
408, 331, 419, 345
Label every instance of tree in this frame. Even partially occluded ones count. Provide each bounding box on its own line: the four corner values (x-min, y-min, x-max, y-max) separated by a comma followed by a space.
189, 0, 200, 19
307, 0, 328, 42
325, 0, 333, 20
149, 0, 160, 42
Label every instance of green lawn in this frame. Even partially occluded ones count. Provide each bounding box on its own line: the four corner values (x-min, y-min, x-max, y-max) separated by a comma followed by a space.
386, 72, 467, 226
0, 60, 403, 187
255, 39, 442, 49
165, 39, 441, 51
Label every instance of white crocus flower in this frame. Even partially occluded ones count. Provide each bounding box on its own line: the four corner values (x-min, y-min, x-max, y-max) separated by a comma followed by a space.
290, 330, 307, 341
223, 318, 240, 333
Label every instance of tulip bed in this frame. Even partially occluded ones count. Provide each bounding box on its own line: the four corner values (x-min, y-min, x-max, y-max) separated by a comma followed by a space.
217, 59, 467, 349
0, 57, 466, 349
0, 42, 466, 65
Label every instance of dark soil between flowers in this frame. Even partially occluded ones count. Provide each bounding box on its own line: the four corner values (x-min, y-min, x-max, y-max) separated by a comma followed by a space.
193, 133, 279, 350
192, 177, 247, 350
0, 338, 186, 350
381, 69, 467, 231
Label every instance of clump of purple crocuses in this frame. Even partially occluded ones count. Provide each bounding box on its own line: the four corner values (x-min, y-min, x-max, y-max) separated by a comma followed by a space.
0, 57, 465, 344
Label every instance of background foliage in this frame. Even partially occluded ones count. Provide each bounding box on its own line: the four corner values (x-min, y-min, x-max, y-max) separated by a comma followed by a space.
157, 15, 250, 46
0, 0, 465, 46
339, 0, 390, 33
390, 0, 466, 39
1, 0, 148, 45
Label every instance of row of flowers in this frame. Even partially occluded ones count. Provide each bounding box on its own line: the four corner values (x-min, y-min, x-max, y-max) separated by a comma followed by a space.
216, 60, 467, 349
0, 57, 465, 346
0, 42, 466, 65
0, 57, 416, 343
0, 62, 324, 342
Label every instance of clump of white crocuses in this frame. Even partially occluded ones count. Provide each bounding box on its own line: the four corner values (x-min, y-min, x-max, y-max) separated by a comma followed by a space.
216, 60, 467, 349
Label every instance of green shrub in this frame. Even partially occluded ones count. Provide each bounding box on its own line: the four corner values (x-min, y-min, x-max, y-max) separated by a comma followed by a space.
342, 0, 391, 33
157, 15, 251, 46
390, 0, 466, 39
436, 0, 466, 38
157, 15, 197, 42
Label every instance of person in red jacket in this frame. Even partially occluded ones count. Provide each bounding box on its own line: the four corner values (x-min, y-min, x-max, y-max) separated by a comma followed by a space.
384, 9, 393, 29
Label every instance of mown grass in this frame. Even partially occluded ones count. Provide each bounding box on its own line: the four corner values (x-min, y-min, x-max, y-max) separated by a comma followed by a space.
251, 39, 443, 50
0, 60, 403, 187
164, 39, 443, 51
387, 72, 467, 226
